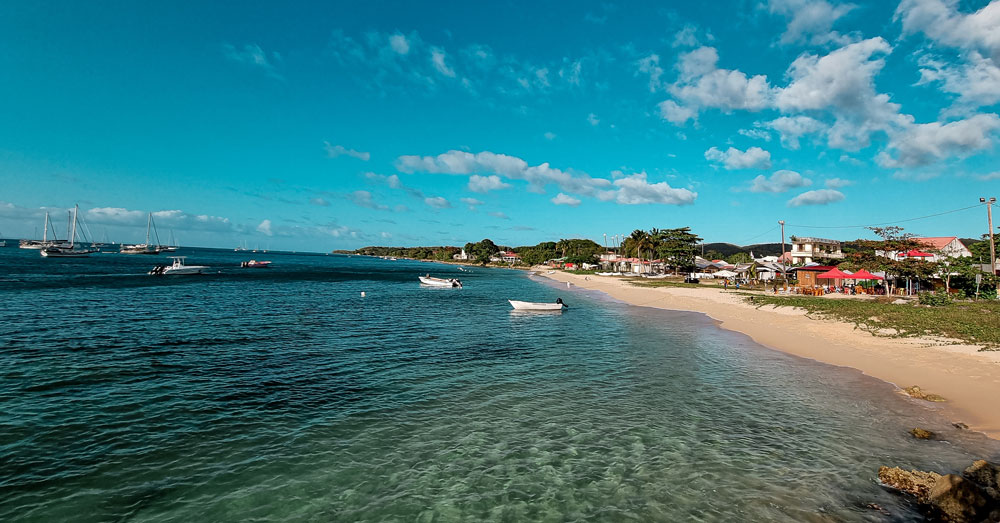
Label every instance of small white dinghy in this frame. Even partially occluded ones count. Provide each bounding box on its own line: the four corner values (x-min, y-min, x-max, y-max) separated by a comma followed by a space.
419, 275, 463, 287
508, 298, 567, 311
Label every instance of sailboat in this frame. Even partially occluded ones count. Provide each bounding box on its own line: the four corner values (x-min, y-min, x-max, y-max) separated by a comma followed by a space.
40, 205, 97, 257
160, 230, 179, 252
120, 213, 161, 255
20, 212, 70, 249
0, 231, 5, 248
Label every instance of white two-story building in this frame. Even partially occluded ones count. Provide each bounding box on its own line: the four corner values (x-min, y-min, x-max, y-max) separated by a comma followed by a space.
789, 237, 844, 265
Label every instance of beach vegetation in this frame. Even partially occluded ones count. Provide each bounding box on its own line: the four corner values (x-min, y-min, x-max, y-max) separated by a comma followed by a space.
464, 238, 500, 265
653, 227, 702, 273
744, 294, 1000, 348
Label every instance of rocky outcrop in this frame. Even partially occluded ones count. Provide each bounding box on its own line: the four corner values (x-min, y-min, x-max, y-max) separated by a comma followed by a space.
903, 385, 947, 402
878, 466, 941, 499
910, 428, 936, 439
879, 461, 1000, 522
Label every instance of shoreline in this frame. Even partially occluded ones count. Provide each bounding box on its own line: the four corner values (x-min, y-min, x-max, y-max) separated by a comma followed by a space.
535, 269, 1000, 440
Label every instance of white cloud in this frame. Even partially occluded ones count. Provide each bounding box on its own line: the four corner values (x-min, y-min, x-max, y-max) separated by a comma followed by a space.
787, 189, 845, 206
364, 172, 425, 200
544, 131, 557, 140
223, 44, 282, 79
824, 177, 853, 188
604, 172, 697, 205
468, 174, 512, 193
749, 170, 812, 193
767, 0, 855, 46
672, 25, 701, 48
397, 150, 611, 196
257, 219, 273, 236
977, 171, 1000, 181
398, 151, 694, 206
917, 51, 1000, 109
738, 128, 772, 141
895, 0, 1000, 57
85, 207, 145, 224
349, 190, 389, 210
488, 211, 510, 219
310, 197, 330, 207
658, 100, 697, 124
324, 141, 370, 161
83, 207, 232, 232
776, 38, 893, 113
776, 38, 907, 150
389, 33, 410, 55
430, 47, 455, 77
765, 116, 826, 149
659, 46, 774, 124
460, 197, 484, 209
637, 54, 664, 92
587, 113, 600, 126
424, 196, 452, 209
551, 193, 581, 206
705, 146, 772, 169
878, 113, 1000, 167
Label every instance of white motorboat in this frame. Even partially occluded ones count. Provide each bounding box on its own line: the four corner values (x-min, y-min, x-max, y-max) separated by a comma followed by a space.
39, 205, 97, 258
419, 275, 462, 287
508, 299, 567, 311
149, 256, 208, 275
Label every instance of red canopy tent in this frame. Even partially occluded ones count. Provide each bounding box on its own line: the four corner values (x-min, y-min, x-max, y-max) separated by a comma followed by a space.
850, 269, 883, 280
816, 268, 852, 279
897, 250, 933, 258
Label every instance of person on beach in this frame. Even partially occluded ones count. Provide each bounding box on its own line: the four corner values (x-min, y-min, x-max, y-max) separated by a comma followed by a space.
723, 279, 729, 290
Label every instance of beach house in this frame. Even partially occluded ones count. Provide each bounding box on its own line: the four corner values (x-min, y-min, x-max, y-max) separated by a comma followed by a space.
914, 237, 972, 261
789, 237, 843, 265
490, 251, 521, 264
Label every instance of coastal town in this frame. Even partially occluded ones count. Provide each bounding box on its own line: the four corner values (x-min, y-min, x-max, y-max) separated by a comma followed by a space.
353, 223, 1000, 301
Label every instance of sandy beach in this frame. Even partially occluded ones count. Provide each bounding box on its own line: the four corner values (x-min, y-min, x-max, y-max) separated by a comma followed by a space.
537, 269, 1000, 439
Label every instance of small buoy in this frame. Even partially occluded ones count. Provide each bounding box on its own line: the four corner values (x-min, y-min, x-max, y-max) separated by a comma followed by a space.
361, 291, 366, 297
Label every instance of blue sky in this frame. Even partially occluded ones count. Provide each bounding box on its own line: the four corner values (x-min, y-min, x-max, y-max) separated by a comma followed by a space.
2, 0, 999, 251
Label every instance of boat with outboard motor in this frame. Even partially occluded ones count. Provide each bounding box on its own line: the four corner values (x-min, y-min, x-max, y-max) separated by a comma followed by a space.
508, 298, 567, 311
419, 275, 462, 287
149, 256, 209, 275
241, 260, 271, 268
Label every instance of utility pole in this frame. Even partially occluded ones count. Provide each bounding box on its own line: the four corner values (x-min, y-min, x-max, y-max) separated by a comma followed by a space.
981, 197, 997, 294
779, 220, 786, 291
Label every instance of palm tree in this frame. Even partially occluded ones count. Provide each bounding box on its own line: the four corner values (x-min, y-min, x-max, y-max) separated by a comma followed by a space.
628, 229, 653, 273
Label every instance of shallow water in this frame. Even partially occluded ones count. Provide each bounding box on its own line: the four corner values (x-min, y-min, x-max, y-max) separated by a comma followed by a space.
1, 247, 997, 521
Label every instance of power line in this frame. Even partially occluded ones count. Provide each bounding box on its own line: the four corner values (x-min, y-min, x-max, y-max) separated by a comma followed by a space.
736, 225, 778, 245
786, 204, 981, 230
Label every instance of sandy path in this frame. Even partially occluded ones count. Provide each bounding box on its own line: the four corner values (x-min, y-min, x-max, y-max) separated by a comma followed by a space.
537, 270, 1000, 439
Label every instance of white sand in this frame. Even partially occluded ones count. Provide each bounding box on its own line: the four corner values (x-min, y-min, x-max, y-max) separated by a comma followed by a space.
537, 270, 1000, 438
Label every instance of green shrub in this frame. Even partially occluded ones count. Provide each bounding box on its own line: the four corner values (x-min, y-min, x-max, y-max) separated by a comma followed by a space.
918, 292, 951, 306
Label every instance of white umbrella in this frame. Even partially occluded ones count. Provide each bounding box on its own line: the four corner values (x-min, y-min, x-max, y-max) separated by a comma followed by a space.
715, 269, 738, 278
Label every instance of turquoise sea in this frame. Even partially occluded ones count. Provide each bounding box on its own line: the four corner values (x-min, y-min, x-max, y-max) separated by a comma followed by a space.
1, 246, 998, 521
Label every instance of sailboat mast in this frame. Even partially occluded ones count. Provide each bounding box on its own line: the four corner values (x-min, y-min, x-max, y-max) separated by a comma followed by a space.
70, 205, 78, 248
43, 213, 49, 242
145, 213, 151, 246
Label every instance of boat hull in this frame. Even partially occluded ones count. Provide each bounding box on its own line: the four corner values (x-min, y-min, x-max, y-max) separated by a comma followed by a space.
162, 266, 206, 275
508, 300, 565, 311
40, 248, 96, 258
419, 276, 461, 287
